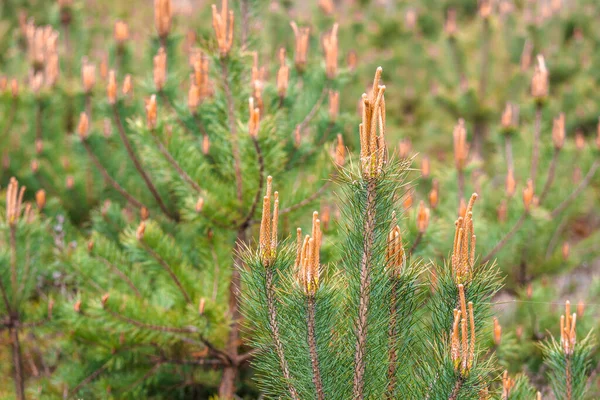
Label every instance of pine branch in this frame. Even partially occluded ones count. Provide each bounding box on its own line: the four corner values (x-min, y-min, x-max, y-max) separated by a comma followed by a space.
504, 135, 514, 170
530, 104, 542, 187
81, 139, 145, 209
296, 88, 327, 134
104, 306, 196, 334
69, 361, 109, 397
112, 104, 177, 221
409, 232, 423, 256
239, 137, 265, 229
94, 254, 142, 298
9, 326, 25, 400
538, 148, 559, 205
279, 179, 332, 216
551, 160, 599, 217
138, 240, 192, 304
481, 212, 527, 264
448, 375, 464, 400
353, 178, 377, 399
220, 59, 243, 203
307, 295, 324, 400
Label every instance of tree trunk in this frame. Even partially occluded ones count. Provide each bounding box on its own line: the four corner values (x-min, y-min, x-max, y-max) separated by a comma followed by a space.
9, 326, 26, 400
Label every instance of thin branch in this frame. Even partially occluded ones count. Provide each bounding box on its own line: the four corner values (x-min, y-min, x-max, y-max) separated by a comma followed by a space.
481, 212, 527, 264
238, 349, 258, 364
296, 88, 328, 134
139, 241, 192, 305
279, 180, 332, 216
150, 129, 202, 193
118, 363, 162, 395
538, 148, 559, 205
220, 60, 243, 203
409, 232, 423, 256
69, 362, 109, 398
551, 160, 599, 217
504, 135, 514, 170
104, 307, 196, 334
448, 375, 465, 400
530, 105, 542, 187
112, 104, 177, 221
9, 326, 25, 400
238, 137, 265, 228
94, 255, 142, 298
81, 139, 145, 209
306, 295, 324, 400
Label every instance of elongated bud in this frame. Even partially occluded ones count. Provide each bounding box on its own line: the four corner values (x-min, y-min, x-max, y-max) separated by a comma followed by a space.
335, 134, 345, 166
453, 119, 469, 170
145, 95, 157, 129
403, 190, 413, 210
35, 189, 46, 210
516, 325, 523, 340
202, 134, 210, 154
66, 176, 74, 190
248, 97, 260, 138
99, 54, 108, 80
429, 180, 439, 209
526, 283, 533, 299
445, 8, 457, 37
451, 194, 478, 284
140, 206, 149, 221
136, 221, 146, 240
328, 90, 339, 122
502, 371, 515, 398
493, 317, 502, 345
359, 67, 387, 178
506, 168, 516, 197
416, 201, 430, 233
107, 70, 117, 104
552, 113, 565, 150
297, 211, 322, 295
323, 23, 339, 79
561, 241, 570, 260
153, 47, 167, 91
560, 300, 577, 355
188, 82, 200, 113
421, 156, 430, 178
501, 103, 518, 130
523, 179, 534, 211
259, 177, 280, 266
101, 293, 110, 308
77, 112, 89, 139
212, 0, 234, 57
81, 58, 96, 93
74, 300, 82, 313
575, 130, 585, 150
276, 48, 289, 98
347, 50, 357, 71
398, 138, 412, 158
6, 177, 26, 225
577, 300, 585, 317
154, 0, 172, 38
290, 21, 310, 72
122, 74, 132, 96
531, 55, 549, 101
195, 197, 204, 212
10, 78, 18, 98
87, 240, 94, 252
479, 0, 492, 18
198, 298, 206, 315
114, 20, 129, 44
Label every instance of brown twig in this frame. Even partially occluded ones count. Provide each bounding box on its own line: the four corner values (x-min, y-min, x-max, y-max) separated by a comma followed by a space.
448, 375, 465, 400
538, 148, 559, 205
280, 180, 332, 216
69, 361, 109, 398
551, 160, 599, 217
238, 137, 265, 229
481, 212, 527, 264
81, 139, 145, 209
409, 232, 423, 256
307, 295, 324, 400
112, 104, 177, 220
296, 88, 328, 134
530, 104, 542, 188
95, 255, 142, 298
9, 326, 25, 400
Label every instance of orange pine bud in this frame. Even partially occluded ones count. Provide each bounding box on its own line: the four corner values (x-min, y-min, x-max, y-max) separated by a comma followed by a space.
188, 82, 200, 113
107, 70, 117, 104
66, 176, 74, 190
421, 156, 430, 178
154, 0, 172, 38
347, 50, 358, 71
323, 23, 339, 79
114, 20, 129, 44
140, 207, 149, 221
562, 242, 570, 260
195, 197, 204, 212
74, 300, 82, 313
403, 191, 413, 210
479, 0, 492, 18
398, 138, 412, 158
552, 113, 565, 150
136, 221, 146, 240
81, 58, 96, 93
145, 95, 157, 129
10, 79, 18, 98
575, 130, 585, 150
335, 134, 345, 166
523, 179, 534, 211
505, 168, 516, 197
202, 134, 210, 155
516, 325, 523, 340
493, 317, 502, 345
328, 90, 339, 122
248, 97, 260, 138
526, 283, 533, 299
77, 112, 89, 139
445, 8, 457, 36
429, 180, 439, 209
153, 47, 167, 91
212, 0, 234, 57
35, 189, 46, 210
122, 74, 132, 96
198, 298, 206, 315
276, 48, 289, 98
453, 119, 469, 170
290, 21, 310, 72
416, 201, 430, 234
531, 55, 548, 101
497, 199, 507, 223
577, 300, 585, 317
101, 293, 110, 308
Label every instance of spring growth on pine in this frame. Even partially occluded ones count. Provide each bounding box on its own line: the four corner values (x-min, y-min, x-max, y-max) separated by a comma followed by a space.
296, 211, 322, 296
552, 113, 565, 150
323, 23, 339, 79
259, 176, 279, 266
359, 67, 386, 179
451, 193, 478, 284
276, 48, 289, 98
154, 0, 172, 39
212, 0, 234, 57
290, 22, 310, 72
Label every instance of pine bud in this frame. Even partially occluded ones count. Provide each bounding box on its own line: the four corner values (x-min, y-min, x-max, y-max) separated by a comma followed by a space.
188, 82, 200, 114
479, 0, 492, 18
77, 112, 89, 140
502, 371, 515, 398
35, 139, 43, 154
99, 54, 108, 80
416, 201, 430, 233
66, 176, 74, 190
195, 197, 204, 213
501, 103, 518, 131
153, 47, 167, 91
248, 97, 260, 138
276, 48, 289, 98
140, 206, 149, 221
212, 0, 234, 57
445, 8, 457, 37
497, 200, 507, 223
328, 90, 339, 122
398, 138, 412, 158
561, 242, 570, 260
359, 67, 387, 178
429, 180, 439, 209
145, 95, 157, 129
458, 198, 466, 218
506, 168, 516, 197
552, 113, 565, 150
35, 189, 46, 210
101, 293, 110, 308
294, 125, 301, 148
526, 283, 533, 299
321, 205, 331, 231
323, 23, 339, 79
122, 74, 132, 96
48, 297, 54, 319
493, 317, 502, 345
347, 50, 358, 71
81, 58, 96, 93
87, 240, 94, 252
405, 8, 417, 31
154, 0, 172, 38
31, 159, 39, 174
290, 22, 310, 72
74, 299, 82, 313
10, 78, 18, 98
577, 300, 585, 317
0, 76, 6, 91
114, 20, 129, 44
453, 119, 469, 171
335, 134, 345, 166
202, 134, 210, 155
107, 70, 117, 104
198, 298, 206, 315
523, 179, 534, 211
403, 191, 413, 210
136, 221, 146, 240
421, 156, 430, 178
531, 55, 548, 101
516, 325, 523, 340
